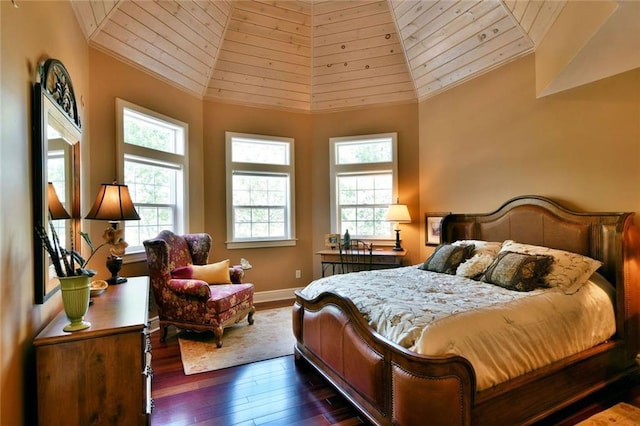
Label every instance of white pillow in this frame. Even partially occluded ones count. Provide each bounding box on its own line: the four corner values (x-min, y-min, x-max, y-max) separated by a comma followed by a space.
456, 253, 495, 279
500, 240, 602, 294
452, 240, 502, 258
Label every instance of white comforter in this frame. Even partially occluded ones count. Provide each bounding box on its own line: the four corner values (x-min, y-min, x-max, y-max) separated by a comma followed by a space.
299, 265, 615, 390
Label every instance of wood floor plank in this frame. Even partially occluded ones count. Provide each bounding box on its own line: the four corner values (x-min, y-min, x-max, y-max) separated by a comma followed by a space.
149, 301, 640, 426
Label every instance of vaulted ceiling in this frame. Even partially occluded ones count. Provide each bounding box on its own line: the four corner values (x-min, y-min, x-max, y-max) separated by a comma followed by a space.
70, 1, 636, 112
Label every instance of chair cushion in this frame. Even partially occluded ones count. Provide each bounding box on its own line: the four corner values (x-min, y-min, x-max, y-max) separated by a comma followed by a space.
207, 283, 254, 312
172, 259, 232, 284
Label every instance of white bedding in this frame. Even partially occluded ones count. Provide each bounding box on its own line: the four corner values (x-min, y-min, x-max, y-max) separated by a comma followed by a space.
299, 266, 615, 390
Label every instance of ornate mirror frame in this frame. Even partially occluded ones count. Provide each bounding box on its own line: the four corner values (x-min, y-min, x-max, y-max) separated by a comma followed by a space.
33, 58, 81, 304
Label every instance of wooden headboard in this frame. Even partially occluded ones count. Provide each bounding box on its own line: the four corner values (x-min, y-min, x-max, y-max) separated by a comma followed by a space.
440, 195, 639, 355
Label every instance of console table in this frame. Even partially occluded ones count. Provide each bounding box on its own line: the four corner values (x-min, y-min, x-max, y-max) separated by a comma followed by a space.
317, 248, 407, 276
34, 276, 151, 426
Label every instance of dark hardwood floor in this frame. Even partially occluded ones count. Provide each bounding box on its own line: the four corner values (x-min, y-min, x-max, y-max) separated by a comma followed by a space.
150, 300, 640, 426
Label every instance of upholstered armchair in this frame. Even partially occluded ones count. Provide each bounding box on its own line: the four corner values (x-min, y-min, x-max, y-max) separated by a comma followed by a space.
143, 230, 255, 348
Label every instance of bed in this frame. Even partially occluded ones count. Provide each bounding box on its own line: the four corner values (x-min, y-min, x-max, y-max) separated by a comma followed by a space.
293, 195, 640, 425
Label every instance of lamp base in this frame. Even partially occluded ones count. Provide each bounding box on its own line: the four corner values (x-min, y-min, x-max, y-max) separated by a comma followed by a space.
392, 229, 403, 251
106, 256, 127, 285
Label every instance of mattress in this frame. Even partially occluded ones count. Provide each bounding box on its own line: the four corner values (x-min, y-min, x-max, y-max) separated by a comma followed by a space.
299, 266, 615, 390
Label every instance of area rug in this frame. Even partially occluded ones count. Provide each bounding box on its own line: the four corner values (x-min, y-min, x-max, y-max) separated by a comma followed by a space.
576, 402, 640, 425
178, 306, 295, 375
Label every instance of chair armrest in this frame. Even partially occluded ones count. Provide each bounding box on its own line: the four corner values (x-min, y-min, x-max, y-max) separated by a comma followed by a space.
230, 266, 244, 284
167, 279, 211, 299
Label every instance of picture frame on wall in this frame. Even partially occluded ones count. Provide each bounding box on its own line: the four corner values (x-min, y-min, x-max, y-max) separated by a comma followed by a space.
425, 213, 449, 246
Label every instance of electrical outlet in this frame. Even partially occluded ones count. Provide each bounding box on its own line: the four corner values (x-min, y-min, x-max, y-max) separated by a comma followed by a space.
295, 270, 301, 279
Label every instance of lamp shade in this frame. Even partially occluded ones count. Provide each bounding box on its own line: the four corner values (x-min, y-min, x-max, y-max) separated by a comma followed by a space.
47, 182, 71, 220
85, 182, 140, 221
385, 203, 411, 223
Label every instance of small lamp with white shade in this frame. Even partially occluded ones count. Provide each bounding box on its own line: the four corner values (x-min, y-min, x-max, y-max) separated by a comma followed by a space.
385, 198, 411, 251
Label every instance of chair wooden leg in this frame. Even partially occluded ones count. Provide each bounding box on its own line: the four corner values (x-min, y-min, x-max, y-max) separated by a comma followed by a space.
213, 325, 224, 348
248, 306, 256, 325
160, 324, 169, 342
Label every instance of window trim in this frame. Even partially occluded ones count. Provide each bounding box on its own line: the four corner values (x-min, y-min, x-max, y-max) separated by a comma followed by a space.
116, 98, 189, 260
329, 132, 398, 240
225, 132, 296, 249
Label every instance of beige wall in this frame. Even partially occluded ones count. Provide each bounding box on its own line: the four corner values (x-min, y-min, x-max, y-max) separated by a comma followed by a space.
311, 103, 421, 272
0, 2, 89, 424
418, 53, 640, 261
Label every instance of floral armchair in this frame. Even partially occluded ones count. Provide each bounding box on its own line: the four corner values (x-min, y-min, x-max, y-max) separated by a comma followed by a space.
143, 230, 255, 348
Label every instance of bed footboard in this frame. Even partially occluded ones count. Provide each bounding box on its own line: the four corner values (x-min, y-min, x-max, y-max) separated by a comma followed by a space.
293, 292, 475, 426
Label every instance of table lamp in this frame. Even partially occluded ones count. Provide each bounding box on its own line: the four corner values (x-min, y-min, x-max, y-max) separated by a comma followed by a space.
385, 198, 411, 251
85, 181, 140, 284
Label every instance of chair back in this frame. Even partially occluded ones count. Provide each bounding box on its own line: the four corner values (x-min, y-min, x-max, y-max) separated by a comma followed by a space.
143, 230, 212, 312
338, 239, 373, 273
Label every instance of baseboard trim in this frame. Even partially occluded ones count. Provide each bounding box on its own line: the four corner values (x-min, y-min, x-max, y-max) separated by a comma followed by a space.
254, 287, 303, 303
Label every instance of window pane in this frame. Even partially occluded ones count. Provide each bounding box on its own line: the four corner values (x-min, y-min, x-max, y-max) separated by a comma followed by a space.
232, 138, 289, 165
125, 160, 175, 204
335, 139, 392, 165
232, 173, 288, 239
124, 108, 184, 155
337, 173, 392, 237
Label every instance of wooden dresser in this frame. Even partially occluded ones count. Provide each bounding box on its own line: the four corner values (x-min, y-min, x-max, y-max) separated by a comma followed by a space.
34, 276, 151, 426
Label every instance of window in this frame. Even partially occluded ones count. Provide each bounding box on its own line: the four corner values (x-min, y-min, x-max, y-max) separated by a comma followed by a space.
226, 132, 295, 249
116, 98, 188, 256
329, 133, 398, 239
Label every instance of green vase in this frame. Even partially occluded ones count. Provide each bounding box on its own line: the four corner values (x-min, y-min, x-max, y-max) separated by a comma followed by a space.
59, 275, 91, 332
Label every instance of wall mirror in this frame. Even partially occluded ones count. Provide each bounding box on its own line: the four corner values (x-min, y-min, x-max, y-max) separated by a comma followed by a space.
33, 58, 81, 304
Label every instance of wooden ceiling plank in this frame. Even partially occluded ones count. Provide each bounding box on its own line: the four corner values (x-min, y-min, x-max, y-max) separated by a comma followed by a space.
314, 32, 399, 58
168, 0, 225, 41
261, 0, 313, 15
71, 1, 99, 39
199, 0, 235, 30
92, 31, 205, 95
128, 1, 219, 58
518, 1, 543, 33
392, 0, 444, 31
418, 35, 531, 98
414, 27, 527, 86
313, 63, 409, 85
312, 81, 414, 102
218, 50, 310, 76
313, 1, 390, 27
314, 21, 398, 47
400, 1, 483, 52
408, 6, 510, 70
221, 39, 311, 67
224, 28, 311, 58
314, 72, 413, 94
404, 1, 499, 61
109, 8, 212, 76
119, 2, 217, 63
527, 0, 566, 46
314, 11, 393, 37
215, 60, 311, 85
313, 52, 408, 76
509, 0, 529, 22
211, 69, 309, 94
312, 90, 415, 110
209, 78, 310, 102
101, 20, 211, 84
314, 0, 380, 16
230, 7, 312, 37
235, 0, 312, 25
314, 43, 405, 69
227, 19, 310, 47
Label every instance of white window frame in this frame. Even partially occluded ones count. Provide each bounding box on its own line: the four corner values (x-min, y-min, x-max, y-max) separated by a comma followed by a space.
329, 132, 398, 241
116, 98, 189, 261
225, 132, 296, 249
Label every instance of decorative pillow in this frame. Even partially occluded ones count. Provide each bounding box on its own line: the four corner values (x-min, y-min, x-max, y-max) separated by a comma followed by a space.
419, 243, 475, 274
481, 251, 553, 292
452, 240, 503, 258
500, 240, 602, 294
171, 259, 231, 284
456, 253, 496, 279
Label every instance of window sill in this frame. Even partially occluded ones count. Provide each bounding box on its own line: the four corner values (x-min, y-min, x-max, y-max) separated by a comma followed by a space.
226, 239, 297, 249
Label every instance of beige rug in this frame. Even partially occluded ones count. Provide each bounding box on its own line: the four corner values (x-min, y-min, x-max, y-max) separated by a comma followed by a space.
178, 306, 295, 375
577, 402, 640, 425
